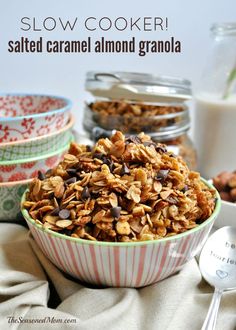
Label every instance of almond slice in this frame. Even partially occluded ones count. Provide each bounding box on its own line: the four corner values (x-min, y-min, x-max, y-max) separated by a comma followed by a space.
56, 220, 72, 228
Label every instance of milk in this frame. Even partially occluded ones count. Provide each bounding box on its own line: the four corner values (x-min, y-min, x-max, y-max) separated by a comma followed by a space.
194, 93, 236, 178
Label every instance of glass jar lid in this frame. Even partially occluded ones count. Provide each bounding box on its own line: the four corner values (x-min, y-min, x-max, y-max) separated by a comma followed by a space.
86, 71, 192, 103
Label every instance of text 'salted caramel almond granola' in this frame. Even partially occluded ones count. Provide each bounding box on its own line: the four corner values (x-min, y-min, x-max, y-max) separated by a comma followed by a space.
24, 131, 216, 242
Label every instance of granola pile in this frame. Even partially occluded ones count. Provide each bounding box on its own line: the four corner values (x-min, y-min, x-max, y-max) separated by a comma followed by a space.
23, 131, 216, 242
89, 101, 184, 134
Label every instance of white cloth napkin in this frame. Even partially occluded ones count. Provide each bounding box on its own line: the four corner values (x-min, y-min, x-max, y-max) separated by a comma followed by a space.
0, 223, 235, 330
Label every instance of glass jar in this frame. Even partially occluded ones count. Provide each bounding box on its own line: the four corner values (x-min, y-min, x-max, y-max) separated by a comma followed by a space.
83, 71, 197, 169
194, 23, 236, 178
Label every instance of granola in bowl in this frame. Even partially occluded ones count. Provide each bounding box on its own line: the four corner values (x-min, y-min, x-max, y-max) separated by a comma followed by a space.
23, 131, 216, 242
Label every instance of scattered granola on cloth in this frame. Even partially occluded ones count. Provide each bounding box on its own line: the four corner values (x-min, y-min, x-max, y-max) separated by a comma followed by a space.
23, 131, 216, 242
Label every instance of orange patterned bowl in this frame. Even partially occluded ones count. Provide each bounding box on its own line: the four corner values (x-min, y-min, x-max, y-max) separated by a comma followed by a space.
0, 93, 72, 142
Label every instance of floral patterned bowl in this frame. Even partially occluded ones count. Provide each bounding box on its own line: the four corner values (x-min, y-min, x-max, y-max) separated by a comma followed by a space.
0, 179, 32, 221
0, 115, 74, 161
0, 142, 72, 182
0, 94, 72, 142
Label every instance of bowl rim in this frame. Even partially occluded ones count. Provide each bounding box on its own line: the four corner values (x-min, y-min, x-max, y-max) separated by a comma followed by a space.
0, 93, 72, 122
0, 135, 73, 165
21, 178, 221, 247
0, 115, 75, 147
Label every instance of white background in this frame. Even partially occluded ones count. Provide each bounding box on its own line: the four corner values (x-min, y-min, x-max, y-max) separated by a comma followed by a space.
0, 0, 236, 134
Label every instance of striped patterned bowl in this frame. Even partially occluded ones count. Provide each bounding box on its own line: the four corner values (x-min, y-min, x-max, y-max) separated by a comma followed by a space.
0, 115, 74, 161
21, 180, 221, 288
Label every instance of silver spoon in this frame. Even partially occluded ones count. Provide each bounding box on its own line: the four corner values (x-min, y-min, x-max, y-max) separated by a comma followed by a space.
199, 226, 236, 330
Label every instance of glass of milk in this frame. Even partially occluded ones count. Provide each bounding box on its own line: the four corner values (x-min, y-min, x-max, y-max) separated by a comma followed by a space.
194, 23, 236, 178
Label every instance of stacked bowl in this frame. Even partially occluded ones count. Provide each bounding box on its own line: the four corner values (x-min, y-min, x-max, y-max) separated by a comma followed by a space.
0, 93, 74, 220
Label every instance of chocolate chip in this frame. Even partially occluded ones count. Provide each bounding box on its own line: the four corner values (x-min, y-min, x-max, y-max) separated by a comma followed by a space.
76, 161, 83, 168
111, 206, 121, 219
38, 171, 46, 180
59, 209, 70, 219
81, 186, 90, 200
45, 169, 52, 177
67, 168, 77, 175
86, 145, 92, 152
50, 207, 60, 216
155, 145, 167, 154
103, 158, 114, 171
93, 153, 104, 160
125, 135, 141, 144
102, 157, 109, 165
182, 185, 188, 193
120, 163, 130, 176
93, 152, 115, 171
170, 153, 177, 158
65, 177, 77, 184
63, 229, 73, 236
109, 163, 115, 172
156, 169, 169, 182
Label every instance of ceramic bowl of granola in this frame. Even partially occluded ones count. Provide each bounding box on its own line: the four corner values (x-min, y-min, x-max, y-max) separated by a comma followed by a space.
21, 132, 221, 287
0, 115, 74, 161
0, 141, 72, 182
0, 179, 32, 221
0, 93, 72, 142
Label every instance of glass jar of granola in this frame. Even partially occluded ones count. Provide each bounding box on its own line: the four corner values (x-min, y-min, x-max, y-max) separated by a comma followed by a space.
83, 71, 196, 169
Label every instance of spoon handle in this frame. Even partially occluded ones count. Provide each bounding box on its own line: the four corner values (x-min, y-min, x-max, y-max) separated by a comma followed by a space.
201, 288, 223, 330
